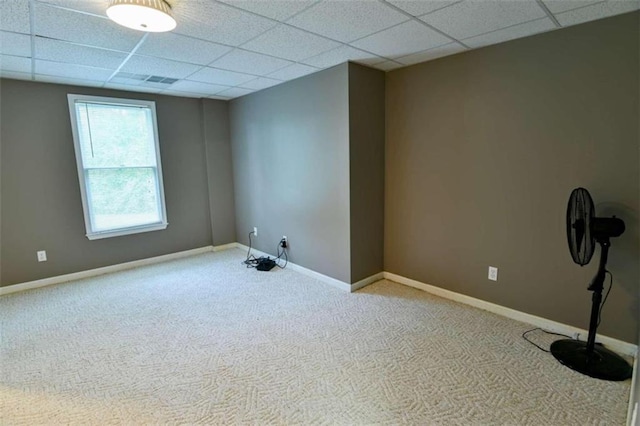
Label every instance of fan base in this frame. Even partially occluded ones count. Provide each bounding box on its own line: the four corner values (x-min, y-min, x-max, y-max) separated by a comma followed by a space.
550, 339, 632, 381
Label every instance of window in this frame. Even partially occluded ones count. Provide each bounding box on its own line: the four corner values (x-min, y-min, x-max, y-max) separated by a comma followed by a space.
67, 94, 168, 240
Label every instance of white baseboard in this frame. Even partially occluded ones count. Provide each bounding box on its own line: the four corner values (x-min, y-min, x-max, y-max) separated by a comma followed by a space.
628, 350, 639, 425
2, 244, 634, 359
212, 242, 238, 252
351, 272, 385, 292
383, 271, 637, 357
0, 246, 215, 296
235, 243, 384, 293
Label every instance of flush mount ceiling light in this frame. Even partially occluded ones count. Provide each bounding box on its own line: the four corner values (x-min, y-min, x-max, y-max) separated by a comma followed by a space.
107, 0, 176, 33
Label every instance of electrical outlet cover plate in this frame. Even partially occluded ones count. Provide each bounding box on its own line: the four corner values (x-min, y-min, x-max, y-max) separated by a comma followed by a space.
37, 250, 47, 262
488, 266, 498, 281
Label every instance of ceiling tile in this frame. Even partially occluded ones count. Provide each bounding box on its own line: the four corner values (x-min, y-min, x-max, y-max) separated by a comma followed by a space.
169, 80, 230, 95
0, 31, 31, 57
103, 83, 163, 93
420, 0, 547, 40
35, 37, 128, 69
35, 60, 112, 81
242, 25, 340, 61
287, 1, 409, 42
172, 1, 276, 46
266, 62, 317, 80
556, 1, 640, 27
0, 55, 32, 73
0, 1, 30, 34
188, 67, 256, 86
542, 0, 602, 14
370, 60, 402, 71
351, 20, 451, 59
35, 74, 103, 87
137, 32, 232, 66
210, 49, 292, 75
239, 77, 281, 90
160, 90, 203, 98
463, 17, 555, 48
37, 0, 107, 17
216, 87, 255, 98
302, 45, 384, 68
34, 3, 143, 51
385, 0, 460, 17
0, 70, 31, 80
395, 42, 466, 65
119, 55, 201, 79
217, 0, 316, 21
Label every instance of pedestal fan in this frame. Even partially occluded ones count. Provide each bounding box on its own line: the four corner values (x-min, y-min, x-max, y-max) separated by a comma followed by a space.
550, 187, 632, 381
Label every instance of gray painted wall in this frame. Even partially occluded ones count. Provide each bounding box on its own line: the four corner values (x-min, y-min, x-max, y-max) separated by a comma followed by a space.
0, 79, 231, 286
385, 12, 639, 343
202, 99, 236, 246
230, 64, 351, 283
349, 63, 385, 283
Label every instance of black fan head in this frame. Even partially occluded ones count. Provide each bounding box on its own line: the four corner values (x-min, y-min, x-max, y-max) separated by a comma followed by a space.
566, 187, 595, 265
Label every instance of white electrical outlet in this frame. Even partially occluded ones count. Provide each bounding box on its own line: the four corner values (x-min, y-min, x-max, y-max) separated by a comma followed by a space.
37, 250, 47, 262
488, 266, 498, 281
253, 227, 258, 236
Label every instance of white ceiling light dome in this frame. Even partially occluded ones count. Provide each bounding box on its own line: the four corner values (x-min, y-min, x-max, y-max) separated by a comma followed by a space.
107, 0, 177, 33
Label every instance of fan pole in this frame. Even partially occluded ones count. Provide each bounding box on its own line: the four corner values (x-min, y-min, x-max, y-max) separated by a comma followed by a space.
585, 240, 609, 355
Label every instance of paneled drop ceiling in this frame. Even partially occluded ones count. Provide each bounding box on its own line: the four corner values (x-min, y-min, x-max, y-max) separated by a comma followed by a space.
0, 0, 638, 99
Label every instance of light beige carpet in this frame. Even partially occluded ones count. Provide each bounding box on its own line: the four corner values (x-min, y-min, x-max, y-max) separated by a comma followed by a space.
0, 249, 631, 425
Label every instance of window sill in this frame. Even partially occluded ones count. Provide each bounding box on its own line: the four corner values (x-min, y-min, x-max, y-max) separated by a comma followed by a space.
86, 222, 168, 240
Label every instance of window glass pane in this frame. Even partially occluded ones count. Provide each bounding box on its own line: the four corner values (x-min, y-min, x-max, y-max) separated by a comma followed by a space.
76, 102, 157, 169
86, 168, 161, 231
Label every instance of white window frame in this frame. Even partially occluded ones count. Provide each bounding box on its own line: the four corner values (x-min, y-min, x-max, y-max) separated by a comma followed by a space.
67, 94, 168, 240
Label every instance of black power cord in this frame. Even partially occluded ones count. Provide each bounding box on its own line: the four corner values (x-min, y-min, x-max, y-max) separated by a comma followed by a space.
243, 231, 260, 268
522, 328, 573, 353
242, 232, 288, 270
522, 271, 615, 353
597, 270, 613, 328
275, 238, 288, 269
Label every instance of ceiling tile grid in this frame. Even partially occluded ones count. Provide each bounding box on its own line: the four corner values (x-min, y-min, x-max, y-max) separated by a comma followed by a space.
1, 0, 637, 99
33, 3, 143, 52
34, 37, 129, 69
302, 45, 386, 68
418, 0, 548, 40
36, 73, 104, 87
352, 20, 453, 59
188, 67, 257, 86
385, 0, 462, 17
462, 16, 556, 48
120, 55, 202, 80
35, 59, 113, 82
171, 1, 277, 46
0, 31, 31, 57
209, 49, 294, 75
266, 62, 319, 80
216, 86, 256, 98
554, 0, 640, 26
239, 77, 282, 90
241, 24, 341, 62
395, 42, 467, 65
287, 0, 410, 42
217, 0, 318, 21
0, 0, 31, 34
136, 32, 233, 66
0, 54, 32, 73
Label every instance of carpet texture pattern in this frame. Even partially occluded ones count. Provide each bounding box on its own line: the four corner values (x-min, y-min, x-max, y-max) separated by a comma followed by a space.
0, 249, 632, 425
